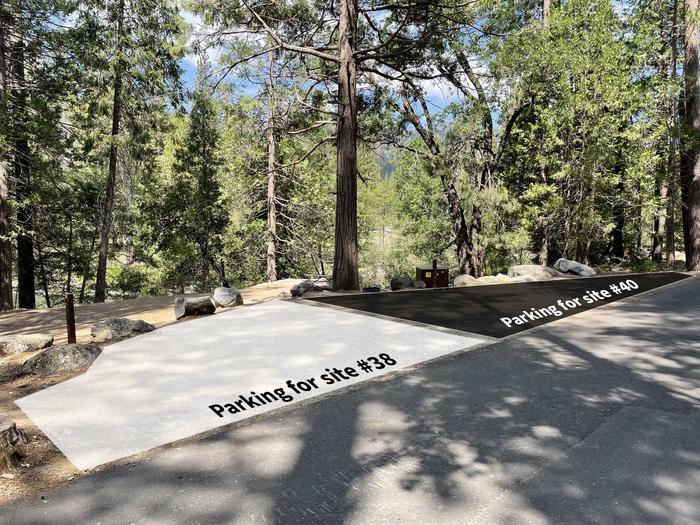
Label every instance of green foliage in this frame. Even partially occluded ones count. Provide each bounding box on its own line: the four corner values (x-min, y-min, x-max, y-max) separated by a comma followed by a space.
107, 263, 150, 298
4, 0, 693, 308
139, 80, 229, 290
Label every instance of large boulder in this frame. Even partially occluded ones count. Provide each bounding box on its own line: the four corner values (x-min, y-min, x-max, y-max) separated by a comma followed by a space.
91, 318, 155, 343
212, 287, 244, 308
453, 274, 478, 288
554, 258, 596, 277
0, 334, 54, 356
390, 276, 414, 291
412, 279, 426, 289
174, 296, 216, 319
507, 264, 560, 280
18, 343, 101, 375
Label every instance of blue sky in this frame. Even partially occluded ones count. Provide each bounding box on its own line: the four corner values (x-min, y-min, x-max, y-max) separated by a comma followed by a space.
179, 10, 460, 110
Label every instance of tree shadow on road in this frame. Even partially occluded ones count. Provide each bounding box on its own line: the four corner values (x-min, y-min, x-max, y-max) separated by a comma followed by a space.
2, 282, 699, 524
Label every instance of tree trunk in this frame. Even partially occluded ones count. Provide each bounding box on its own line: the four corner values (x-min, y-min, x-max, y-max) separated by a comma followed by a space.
536, 165, 550, 265
562, 174, 573, 258
203, 251, 229, 288
666, 179, 677, 265
95, 0, 125, 302
79, 227, 98, 304
636, 178, 644, 255
667, 0, 680, 267
0, 10, 12, 311
66, 214, 73, 294
440, 172, 472, 275
0, 160, 10, 311
468, 207, 484, 276
0, 418, 27, 474
652, 179, 668, 262
542, 0, 551, 25
266, 47, 277, 282
536, 217, 549, 265
610, 214, 625, 259
332, 0, 360, 290
682, 0, 700, 270
13, 38, 34, 309
37, 242, 50, 308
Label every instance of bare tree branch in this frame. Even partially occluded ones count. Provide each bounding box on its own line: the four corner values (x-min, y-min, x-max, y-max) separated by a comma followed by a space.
286, 121, 335, 134
241, 0, 340, 63
278, 136, 335, 168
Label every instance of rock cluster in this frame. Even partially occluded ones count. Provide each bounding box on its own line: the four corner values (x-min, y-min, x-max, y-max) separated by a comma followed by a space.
453, 259, 595, 288
507, 264, 563, 280
390, 276, 428, 291
454, 272, 540, 287
291, 277, 333, 297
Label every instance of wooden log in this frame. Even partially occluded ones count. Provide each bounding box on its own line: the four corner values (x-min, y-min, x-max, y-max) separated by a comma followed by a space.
174, 296, 216, 319
0, 418, 28, 473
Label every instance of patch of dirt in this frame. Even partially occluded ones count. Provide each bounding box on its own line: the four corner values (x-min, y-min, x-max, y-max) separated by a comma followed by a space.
0, 278, 303, 508
0, 279, 305, 346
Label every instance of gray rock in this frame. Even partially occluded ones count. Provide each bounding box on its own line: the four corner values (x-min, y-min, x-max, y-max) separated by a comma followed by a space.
212, 287, 243, 308
18, 343, 101, 375
453, 274, 478, 287
362, 286, 381, 293
477, 274, 513, 285
554, 258, 596, 277
174, 296, 216, 319
412, 279, 426, 289
291, 280, 317, 297
91, 318, 155, 343
507, 264, 561, 280
0, 334, 54, 356
291, 278, 334, 297
390, 276, 414, 291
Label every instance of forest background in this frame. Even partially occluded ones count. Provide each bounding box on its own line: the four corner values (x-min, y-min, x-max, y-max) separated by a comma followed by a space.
2, 0, 700, 309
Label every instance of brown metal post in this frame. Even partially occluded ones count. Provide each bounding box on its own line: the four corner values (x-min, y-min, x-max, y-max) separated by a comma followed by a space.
432, 259, 438, 289
65, 293, 76, 344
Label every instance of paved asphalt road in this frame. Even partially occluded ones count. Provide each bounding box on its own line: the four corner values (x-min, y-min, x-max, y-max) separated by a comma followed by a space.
2, 276, 699, 524
311, 272, 690, 337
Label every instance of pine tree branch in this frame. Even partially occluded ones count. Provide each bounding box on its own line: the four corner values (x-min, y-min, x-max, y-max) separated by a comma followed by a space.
241, 0, 340, 63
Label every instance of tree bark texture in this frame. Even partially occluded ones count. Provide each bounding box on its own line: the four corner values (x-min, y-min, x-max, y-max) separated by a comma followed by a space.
0, 9, 12, 310
682, 0, 700, 270
0, 418, 27, 474
266, 47, 277, 282
13, 37, 34, 309
332, 0, 360, 290
95, 0, 125, 302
